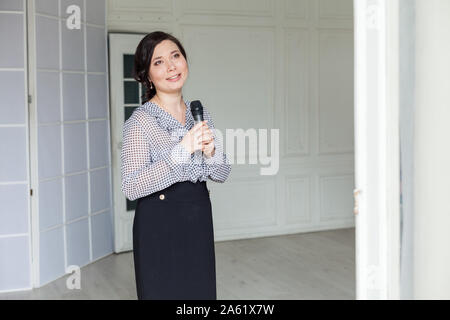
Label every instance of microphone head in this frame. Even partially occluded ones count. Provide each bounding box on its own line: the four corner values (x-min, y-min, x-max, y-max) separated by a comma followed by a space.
190, 100, 204, 122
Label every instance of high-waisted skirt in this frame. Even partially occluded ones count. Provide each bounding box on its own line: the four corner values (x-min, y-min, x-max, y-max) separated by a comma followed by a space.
132, 180, 216, 300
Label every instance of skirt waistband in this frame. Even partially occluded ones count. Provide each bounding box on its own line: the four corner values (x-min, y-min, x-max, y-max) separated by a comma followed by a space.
138, 180, 210, 203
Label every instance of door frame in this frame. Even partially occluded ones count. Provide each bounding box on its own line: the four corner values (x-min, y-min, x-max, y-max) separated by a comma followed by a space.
108, 33, 146, 253
354, 0, 400, 299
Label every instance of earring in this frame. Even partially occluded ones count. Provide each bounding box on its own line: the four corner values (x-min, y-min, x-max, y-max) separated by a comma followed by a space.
150, 81, 153, 90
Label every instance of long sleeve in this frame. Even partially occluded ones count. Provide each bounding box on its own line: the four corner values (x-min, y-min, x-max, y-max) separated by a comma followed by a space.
202, 106, 232, 183
120, 117, 191, 201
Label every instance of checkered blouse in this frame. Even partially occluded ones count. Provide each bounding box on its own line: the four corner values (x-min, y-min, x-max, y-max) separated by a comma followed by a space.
120, 98, 231, 201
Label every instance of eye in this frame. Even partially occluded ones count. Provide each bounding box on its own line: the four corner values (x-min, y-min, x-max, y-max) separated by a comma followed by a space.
174, 53, 180, 58
154, 60, 162, 66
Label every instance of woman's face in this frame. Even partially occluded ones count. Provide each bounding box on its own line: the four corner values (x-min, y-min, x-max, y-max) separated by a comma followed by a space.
148, 39, 188, 94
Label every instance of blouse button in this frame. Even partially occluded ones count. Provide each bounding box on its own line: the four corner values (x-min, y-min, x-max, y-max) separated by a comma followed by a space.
159, 194, 165, 200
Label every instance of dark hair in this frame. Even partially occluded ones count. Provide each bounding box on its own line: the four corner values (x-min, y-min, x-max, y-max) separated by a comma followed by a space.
132, 31, 188, 103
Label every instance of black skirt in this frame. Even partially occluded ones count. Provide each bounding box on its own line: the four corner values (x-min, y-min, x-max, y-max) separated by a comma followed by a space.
132, 180, 216, 300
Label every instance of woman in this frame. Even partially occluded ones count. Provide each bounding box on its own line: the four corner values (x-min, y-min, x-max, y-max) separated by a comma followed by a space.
120, 31, 231, 300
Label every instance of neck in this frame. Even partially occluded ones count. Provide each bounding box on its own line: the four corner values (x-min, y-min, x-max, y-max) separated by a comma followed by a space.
154, 91, 184, 113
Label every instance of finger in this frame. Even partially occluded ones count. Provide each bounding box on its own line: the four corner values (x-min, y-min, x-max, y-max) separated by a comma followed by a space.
202, 135, 214, 143
195, 120, 208, 129
193, 125, 207, 135
199, 135, 212, 143
200, 130, 211, 137
202, 128, 212, 137
200, 121, 209, 131
202, 138, 214, 145
193, 131, 203, 141
195, 132, 210, 144
196, 129, 211, 140
191, 122, 204, 132
202, 141, 213, 148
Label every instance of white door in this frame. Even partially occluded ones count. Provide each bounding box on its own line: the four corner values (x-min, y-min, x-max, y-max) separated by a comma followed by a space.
109, 33, 147, 253
354, 0, 400, 299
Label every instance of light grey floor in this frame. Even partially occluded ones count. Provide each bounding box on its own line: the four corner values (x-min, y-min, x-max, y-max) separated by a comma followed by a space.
0, 228, 355, 300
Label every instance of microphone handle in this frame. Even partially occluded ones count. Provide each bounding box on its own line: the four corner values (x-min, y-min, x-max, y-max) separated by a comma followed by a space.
193, 119, 203, 164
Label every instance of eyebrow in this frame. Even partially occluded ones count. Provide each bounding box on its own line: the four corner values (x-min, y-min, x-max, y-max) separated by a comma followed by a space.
152, 50, 180, 62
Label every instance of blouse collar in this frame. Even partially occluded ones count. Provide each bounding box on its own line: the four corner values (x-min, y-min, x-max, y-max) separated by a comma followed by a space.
142, 98, 192, 131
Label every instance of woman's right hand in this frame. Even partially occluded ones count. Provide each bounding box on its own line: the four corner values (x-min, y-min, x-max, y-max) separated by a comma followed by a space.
180, 120, 213, 154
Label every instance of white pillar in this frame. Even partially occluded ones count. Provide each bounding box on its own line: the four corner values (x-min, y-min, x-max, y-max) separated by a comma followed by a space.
414, 0, 450, 299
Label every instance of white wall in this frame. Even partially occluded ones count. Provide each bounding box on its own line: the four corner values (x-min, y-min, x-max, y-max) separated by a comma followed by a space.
414, 0, 450, 299
30, 0, 113, 288
0, 0, 113, 292
108, 0, 355, 241
0, 0, 32, 292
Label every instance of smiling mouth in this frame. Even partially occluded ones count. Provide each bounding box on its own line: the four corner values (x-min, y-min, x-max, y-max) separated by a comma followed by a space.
167, 73, 181, 81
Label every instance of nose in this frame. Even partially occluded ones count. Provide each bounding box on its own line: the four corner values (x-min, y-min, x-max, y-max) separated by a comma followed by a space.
168, 59, 176, 71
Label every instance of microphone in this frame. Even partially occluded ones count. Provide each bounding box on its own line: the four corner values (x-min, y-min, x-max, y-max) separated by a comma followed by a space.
190, 100, 204, 124
190, 100, 204, 164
